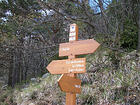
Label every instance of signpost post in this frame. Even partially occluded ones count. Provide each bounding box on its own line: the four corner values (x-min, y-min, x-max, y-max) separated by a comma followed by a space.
46, 23, 100, 105
66, 23, 78, 105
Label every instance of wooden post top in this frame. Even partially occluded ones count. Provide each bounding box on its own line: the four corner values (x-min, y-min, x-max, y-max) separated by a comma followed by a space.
69, 23, 78, 42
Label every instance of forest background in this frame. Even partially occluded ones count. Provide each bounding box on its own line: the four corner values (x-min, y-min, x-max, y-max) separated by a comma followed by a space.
0, 0, 140, 105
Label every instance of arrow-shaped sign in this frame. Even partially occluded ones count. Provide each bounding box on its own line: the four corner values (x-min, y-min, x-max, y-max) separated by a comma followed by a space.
58, 74, 81, 93
59, 39, 100, 57
46, 58, 86, 74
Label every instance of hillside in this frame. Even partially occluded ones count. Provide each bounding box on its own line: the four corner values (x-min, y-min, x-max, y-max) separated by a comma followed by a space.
1, 48, 139, 105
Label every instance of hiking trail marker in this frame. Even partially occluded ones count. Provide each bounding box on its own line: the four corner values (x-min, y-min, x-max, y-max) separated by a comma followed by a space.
59, 39, 100, 57
47, 58, 86, 74
46, 23, 100, 105
58, 74, 81, 93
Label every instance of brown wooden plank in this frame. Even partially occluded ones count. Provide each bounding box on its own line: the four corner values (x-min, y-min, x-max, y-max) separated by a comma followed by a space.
58, 74, 81, 93
46, 58, 86, 74
59, 39, 100, 57
66, 93, 76, 105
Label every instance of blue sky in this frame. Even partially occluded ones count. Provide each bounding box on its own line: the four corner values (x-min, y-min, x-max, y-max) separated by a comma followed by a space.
89, 0, 112, 13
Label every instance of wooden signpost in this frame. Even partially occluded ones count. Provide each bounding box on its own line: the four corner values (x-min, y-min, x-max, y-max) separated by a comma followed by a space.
69, 23, 78, 41
58, 74, 81, 93
47, 58, 86, 74
59, 39, 100, 57
46, 23, 100, 105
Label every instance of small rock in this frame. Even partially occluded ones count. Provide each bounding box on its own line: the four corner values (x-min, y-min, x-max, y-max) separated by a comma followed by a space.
21, 101, 35, 105
129, 50, 136, 56
126, 55, 131, 59
22, 83, 29, 88
1, 84, 8, 90
25, 93, 30, 97
30, 78, 37, 82
29, 103, 35, 105
42, 73, 49, 79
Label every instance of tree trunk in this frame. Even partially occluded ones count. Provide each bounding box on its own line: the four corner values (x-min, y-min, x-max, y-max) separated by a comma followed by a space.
12, 51, 17, 87
138, 4, 140, 51
8, 49, 14, 87
98, 0, 108, 33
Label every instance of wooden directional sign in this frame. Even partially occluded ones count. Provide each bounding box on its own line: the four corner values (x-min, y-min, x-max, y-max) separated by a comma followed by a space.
69, 24, 78, 41
58, 74, 81, 93
59, 39, 100, 57
46, 58, 86, 74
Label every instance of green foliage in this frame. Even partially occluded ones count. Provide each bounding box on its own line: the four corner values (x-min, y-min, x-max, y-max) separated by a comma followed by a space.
0, 88, 16, 105
113, 86, 128, 102
80, 94, 97, 105
30, 91, 38, 99
120, 18, 138, 50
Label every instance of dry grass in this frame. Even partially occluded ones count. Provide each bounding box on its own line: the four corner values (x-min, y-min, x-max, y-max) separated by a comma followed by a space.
13, 48, 140, 105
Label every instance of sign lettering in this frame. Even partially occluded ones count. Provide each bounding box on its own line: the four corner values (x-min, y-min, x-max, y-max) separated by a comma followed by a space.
47, 58, 86, 74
